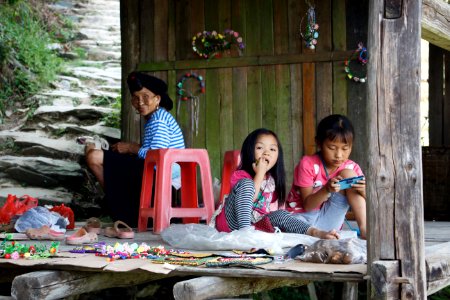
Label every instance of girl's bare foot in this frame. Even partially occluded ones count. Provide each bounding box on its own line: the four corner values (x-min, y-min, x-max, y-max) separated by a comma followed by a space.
307, 227, 340, 239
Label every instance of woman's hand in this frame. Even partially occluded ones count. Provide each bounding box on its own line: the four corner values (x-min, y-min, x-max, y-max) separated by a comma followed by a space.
111, 142, 140, 155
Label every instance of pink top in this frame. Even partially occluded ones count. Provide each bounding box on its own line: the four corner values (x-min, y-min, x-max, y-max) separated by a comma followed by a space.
286, 153, 363, 213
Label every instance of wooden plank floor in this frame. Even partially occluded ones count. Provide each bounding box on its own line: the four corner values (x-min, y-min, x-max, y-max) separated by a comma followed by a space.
1, 221, 449, 299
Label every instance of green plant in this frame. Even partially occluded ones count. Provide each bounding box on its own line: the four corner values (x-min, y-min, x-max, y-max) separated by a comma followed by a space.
73, 47, 87, 59
102, 96, 121, 129
92, 95, 114, 106
51, 127, 67, 138
0, 137, 19, 152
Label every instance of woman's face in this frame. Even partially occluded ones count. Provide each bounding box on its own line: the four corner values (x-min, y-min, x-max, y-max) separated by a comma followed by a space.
131, 87, 161, 116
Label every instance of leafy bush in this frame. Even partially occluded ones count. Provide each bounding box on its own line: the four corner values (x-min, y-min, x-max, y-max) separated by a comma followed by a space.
0, 0, 64, 119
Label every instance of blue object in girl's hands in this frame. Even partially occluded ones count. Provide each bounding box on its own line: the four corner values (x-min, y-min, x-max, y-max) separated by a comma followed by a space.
338, 175, 364, 190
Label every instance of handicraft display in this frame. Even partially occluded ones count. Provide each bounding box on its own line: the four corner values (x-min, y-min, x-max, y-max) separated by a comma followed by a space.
0, 234, 59, 259
192, 29, 245, 59
344, 42, 368, 83
299, 1, 319, 49
176, 72, 205, 136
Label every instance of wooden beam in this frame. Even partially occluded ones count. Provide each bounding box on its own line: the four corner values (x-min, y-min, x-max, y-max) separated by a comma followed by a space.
367, 0, 426, 299
422, 0, 450, 52
173, 276, 309, 300
137, 51, 354, 72
425, 242, 450, 294
11, 270, 167, 299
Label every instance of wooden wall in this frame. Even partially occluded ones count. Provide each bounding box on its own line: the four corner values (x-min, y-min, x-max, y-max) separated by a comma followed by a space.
120, 0, 369, 185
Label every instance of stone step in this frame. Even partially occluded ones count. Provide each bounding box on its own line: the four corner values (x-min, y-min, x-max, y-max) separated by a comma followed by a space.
0, 131, 84, 160
0, 187, 73, 205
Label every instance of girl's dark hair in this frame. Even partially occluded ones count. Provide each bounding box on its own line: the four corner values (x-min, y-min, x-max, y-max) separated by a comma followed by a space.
238, 128, 286, 206
315, 114, 355, 146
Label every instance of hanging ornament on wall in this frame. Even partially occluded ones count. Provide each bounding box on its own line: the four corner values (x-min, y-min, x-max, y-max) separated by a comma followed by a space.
176, 72, 205, 136
299, 2, 319, 49
344, 42, 368, 83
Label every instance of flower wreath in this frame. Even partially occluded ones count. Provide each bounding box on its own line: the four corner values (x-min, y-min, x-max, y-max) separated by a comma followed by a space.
176, 72, 205, 136
344, 42, 368, 83
192, 29, 245, 59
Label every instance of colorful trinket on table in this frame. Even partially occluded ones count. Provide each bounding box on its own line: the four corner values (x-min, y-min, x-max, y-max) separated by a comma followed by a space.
299, 2, 319, 49
176, 72, 206, 136
344, 42, 368, 83
0, 234, 59, 259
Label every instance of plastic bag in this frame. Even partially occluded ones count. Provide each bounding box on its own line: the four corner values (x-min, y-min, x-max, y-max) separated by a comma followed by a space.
293, 238, 367, 264
161, 224, 318, 255
49, 204, 75, 229
14, 206, 68, 233
0, 194, 38, 224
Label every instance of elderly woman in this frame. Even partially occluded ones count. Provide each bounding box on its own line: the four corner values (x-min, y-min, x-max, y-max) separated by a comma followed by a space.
85, 72, 185, 226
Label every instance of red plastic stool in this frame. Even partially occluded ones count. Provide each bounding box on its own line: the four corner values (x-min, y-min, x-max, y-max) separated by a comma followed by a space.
138, 148, 215, 233
218, 150, 241, 206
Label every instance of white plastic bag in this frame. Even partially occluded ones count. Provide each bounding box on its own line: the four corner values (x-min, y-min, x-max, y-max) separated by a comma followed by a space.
161, 223, 318, 254
296, 238, 367, 264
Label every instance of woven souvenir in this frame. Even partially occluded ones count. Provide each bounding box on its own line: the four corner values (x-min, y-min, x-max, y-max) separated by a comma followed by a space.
205, 256, 273, 267
151, 256, 214, 266
169, 251, 214, 258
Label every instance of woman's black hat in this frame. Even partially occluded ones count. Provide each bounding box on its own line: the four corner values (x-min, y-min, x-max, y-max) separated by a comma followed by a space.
127, 72, 173, 111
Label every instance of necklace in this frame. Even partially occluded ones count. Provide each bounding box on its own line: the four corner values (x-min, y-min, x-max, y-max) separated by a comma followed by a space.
299, 2, 319, 49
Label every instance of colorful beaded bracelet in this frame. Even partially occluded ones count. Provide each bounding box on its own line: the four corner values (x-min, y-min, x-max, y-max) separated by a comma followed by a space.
344, 42, 368, 83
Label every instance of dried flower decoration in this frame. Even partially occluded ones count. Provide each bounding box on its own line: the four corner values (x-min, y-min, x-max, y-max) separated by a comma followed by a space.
192, 29, 245, 59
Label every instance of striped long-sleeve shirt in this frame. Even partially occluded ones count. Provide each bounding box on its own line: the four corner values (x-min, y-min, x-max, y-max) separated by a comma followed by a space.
137, 108, 185, 159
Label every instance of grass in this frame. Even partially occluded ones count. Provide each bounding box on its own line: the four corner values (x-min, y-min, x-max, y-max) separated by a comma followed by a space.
0, 0, 71, 121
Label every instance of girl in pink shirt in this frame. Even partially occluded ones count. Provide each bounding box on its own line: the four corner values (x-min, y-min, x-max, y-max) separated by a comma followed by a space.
287, 115, 367, 239
215, 128, 339, 239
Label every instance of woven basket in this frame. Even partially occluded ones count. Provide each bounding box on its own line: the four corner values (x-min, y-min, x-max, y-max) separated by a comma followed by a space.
422, 147, 450, 221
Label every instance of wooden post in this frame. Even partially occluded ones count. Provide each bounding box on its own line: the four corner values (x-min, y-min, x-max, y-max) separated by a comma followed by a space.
120, 0, 141, 143
366, 0, 426, 299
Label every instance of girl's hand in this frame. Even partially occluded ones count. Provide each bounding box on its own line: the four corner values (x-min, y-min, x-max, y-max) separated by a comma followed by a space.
252, 156, 270, 176
325, 176, 342, 193
351, 178, 366, 197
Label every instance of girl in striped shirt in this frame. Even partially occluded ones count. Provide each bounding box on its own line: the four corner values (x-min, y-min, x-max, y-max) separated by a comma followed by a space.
215, 128, 339, 239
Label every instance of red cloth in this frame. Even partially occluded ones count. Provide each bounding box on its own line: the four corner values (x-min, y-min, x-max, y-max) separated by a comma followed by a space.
50, 204, 75, 229
0, 194, 38, 224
